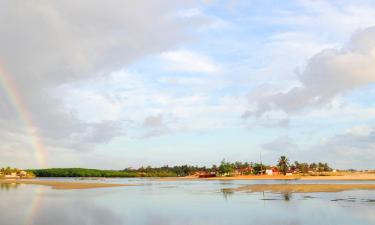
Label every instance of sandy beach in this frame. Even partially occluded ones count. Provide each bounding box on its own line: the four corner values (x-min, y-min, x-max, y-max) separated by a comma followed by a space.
228, 184, 375, 193
160, 173, 375, 181
0, 179, 131, 190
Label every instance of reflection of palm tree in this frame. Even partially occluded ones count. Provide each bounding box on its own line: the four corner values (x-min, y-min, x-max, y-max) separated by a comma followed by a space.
283, 192, 291, 201
0, 183, 20, 190
221, 188, 234, 200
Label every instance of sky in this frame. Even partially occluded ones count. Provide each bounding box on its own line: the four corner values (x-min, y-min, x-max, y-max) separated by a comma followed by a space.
1, 0, 375, 170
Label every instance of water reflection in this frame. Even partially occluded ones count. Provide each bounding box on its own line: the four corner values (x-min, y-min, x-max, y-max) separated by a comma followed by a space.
0, 182, 20, 190
283, 192, 292, 201
0, 179, 375, 225
220, 188, 234, 200
31, 201, 125, 225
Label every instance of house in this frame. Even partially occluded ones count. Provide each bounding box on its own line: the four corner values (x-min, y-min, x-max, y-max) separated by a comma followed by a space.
266, 167, 279, 175
18, 170, 28, 177
4, 172, 18, 178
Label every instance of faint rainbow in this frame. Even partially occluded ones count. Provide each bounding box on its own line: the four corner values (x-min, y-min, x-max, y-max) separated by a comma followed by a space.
23, 186, 44, 225
0, 64, 47, 168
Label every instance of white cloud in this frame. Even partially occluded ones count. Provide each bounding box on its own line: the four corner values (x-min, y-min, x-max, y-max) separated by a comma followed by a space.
312, 126, 375, 169
245, 26, 375, 117
160, 49, 220, 73
0, 0, 205, 165
143, 115, 164, 128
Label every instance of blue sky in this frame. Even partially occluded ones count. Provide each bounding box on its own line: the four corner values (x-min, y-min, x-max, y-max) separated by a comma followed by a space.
1, 0, 375, 169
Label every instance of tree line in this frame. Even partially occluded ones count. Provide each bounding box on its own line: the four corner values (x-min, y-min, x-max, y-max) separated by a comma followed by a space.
23, 156, 333, 178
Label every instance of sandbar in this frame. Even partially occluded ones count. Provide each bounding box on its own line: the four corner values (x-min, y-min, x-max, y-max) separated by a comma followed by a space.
0, 179, 131, 190
229, 184, 375, 193
160, 173, 375, 181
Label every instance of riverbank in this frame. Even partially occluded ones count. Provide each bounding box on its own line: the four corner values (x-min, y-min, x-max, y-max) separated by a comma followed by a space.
0, 179, 131, 190
228, 184, 375, 193
159, 173, 375, 181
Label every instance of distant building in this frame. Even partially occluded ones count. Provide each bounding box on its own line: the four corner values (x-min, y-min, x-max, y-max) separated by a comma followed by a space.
18, 171, 28, 177
196, 171, 216, 178
4, 172, 18, 178
266, 167, 279, 175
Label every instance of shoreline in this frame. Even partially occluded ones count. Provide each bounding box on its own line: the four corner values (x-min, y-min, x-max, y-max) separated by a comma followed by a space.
227, 184, 375, 193
0, 179, 132, 190
159, 173, 375, 181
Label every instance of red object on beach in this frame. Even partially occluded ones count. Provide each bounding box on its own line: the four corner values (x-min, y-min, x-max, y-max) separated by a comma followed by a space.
198, 172, 217, 178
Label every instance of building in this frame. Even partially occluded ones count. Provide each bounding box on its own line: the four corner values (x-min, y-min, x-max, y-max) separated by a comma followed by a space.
266, 167, 279, 175
4, 172, 18, 178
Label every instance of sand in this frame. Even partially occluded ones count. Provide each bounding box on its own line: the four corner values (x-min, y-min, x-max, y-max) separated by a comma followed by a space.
228, 184, 375, 193
0, 179, 131, 190
160, 173, 375, 181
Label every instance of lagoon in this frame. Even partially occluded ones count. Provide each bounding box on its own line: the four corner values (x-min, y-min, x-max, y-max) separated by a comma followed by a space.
1, 178, 375, 225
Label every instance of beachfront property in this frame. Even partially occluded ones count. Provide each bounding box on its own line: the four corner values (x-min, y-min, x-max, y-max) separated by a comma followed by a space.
0, 169, 29, 179
265, 167, 279, 175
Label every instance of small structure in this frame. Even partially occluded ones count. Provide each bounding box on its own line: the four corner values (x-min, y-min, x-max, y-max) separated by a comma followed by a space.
18, 171, 28, 177
266, 167, 279, 175
4, 172, 18, 178
197, 171, 216, 178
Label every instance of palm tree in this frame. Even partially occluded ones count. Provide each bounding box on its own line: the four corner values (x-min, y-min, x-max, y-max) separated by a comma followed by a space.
278, 156, 289, 175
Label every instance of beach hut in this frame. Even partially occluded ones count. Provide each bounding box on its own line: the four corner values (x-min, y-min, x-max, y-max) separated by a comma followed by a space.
266, 167, 279, 175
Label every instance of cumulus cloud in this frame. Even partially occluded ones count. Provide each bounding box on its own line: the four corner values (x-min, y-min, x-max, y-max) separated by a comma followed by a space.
142, 115, 170, 138
244, 26, 375, 117
261, 136, 300, 163
262, 136, 299, 153
0, 0, 204, 162
311, 126, 375, 169
143, 115, 164, 128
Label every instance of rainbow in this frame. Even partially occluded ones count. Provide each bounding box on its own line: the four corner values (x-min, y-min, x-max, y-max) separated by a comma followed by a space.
0, 64, 48, 168
23, 186, 45, 225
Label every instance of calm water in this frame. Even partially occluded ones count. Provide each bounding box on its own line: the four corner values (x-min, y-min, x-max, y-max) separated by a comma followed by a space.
1, 179, 375, 225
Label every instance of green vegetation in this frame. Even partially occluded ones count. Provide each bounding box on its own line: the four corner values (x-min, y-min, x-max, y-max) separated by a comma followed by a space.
292, 161, 332, 173
218, 159, 235, 176
277, 156, 289, 175
251, 163, 266, 175
28, 165, 209, 178
4, 156, 334, 178
0, 166, 18, 175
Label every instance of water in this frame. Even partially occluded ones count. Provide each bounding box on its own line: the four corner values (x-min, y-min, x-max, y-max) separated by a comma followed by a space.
1, 179, 375, 225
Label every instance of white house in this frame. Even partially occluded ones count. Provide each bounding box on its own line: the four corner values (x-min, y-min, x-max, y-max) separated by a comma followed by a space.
265, 169, 273, 175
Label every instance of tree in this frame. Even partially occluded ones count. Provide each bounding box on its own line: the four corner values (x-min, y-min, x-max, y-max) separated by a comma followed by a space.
219, 159, 235, 176
252, 163, 266, 175
277, 156, 289, 175
309, 163, 317, 171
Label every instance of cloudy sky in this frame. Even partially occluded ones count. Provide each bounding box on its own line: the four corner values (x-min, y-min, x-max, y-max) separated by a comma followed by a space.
1, 0, 375, 169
